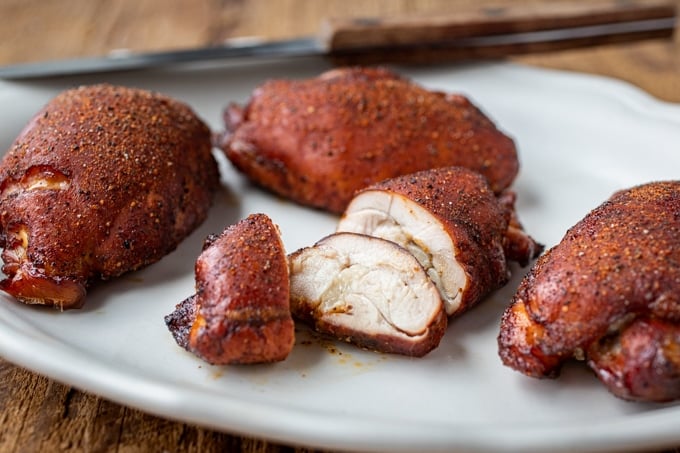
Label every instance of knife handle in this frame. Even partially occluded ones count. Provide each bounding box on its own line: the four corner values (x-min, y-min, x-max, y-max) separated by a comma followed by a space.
320, 0, 676, 64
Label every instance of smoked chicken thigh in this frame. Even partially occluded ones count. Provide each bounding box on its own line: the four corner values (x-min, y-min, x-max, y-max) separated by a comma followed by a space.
221, 67, 518, 213
290, 167, 540, 357
165, 213, 294, 365
498, 181, 680, 402
0, 84, 219, 309
289, 232, 446, 357
337, 167, 542, 317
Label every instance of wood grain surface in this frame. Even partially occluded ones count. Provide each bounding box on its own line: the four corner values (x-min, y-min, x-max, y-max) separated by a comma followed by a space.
1, 1, 680, 452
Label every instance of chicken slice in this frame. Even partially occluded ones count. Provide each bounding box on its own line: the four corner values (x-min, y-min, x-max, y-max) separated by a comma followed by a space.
337, 166, 542, 317
289, 232, 446, 357
165, 213, 294, 365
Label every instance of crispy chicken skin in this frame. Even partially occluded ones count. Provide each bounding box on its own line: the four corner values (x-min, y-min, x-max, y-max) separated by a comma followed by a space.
221, 67, 518, 213
337, 167, 542, 317
165, 214, 295, 365
587, 317, 680, 402
498, 181, 680, 402
0, 84, 219, 309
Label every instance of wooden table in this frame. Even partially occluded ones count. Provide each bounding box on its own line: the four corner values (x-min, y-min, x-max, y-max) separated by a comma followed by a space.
0, 1, 679, 452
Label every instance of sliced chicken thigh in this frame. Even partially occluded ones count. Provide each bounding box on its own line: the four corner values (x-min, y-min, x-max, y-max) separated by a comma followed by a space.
338, 166, 542, 317
338, 189, 467, 315
289, 232, 446, 357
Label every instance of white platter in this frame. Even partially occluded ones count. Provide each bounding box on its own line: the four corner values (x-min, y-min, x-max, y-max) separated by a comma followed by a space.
0, 59, 679, 453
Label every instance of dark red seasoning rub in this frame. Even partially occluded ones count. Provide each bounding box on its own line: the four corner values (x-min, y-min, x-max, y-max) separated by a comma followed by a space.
221, 66, 518, 213
0, 84, 220, 309
498, 181, 680, 402
165, 213, 295, 365
363, 166, 542, 315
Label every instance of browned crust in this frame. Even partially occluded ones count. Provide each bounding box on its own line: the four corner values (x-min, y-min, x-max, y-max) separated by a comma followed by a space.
167, 213, 294, 365
294, 301, 448, 358
499, 181, 680, 391
0, 84, 219, 309
165, 295, 197, 351
222, 66, 518, 213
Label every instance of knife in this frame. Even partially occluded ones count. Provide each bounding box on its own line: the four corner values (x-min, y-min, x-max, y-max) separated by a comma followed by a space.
0, 0, 675, 79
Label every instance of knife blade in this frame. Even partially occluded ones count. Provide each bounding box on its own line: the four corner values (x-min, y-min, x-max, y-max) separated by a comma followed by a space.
0, 0, 675, 79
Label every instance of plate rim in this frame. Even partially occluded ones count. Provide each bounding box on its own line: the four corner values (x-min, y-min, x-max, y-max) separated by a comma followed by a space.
1, 60, 680, 453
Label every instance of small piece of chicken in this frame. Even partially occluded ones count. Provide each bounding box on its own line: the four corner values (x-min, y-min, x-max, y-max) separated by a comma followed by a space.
289, 232, 446, 357
0, 84, 219, 309
587, 317, 680, 402
498, 181, 680, 402
337, 167, 542, 317
221, 66, 518, 213
165, 213, 295, 365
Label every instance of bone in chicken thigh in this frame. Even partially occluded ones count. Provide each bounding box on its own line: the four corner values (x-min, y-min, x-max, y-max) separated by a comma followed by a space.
498, 181, 680, 402
221, 66, 518, 213
0, 84, 219, 309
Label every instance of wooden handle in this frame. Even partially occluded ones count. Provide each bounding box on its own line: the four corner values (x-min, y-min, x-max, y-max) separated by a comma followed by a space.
320, 0, 676, 64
